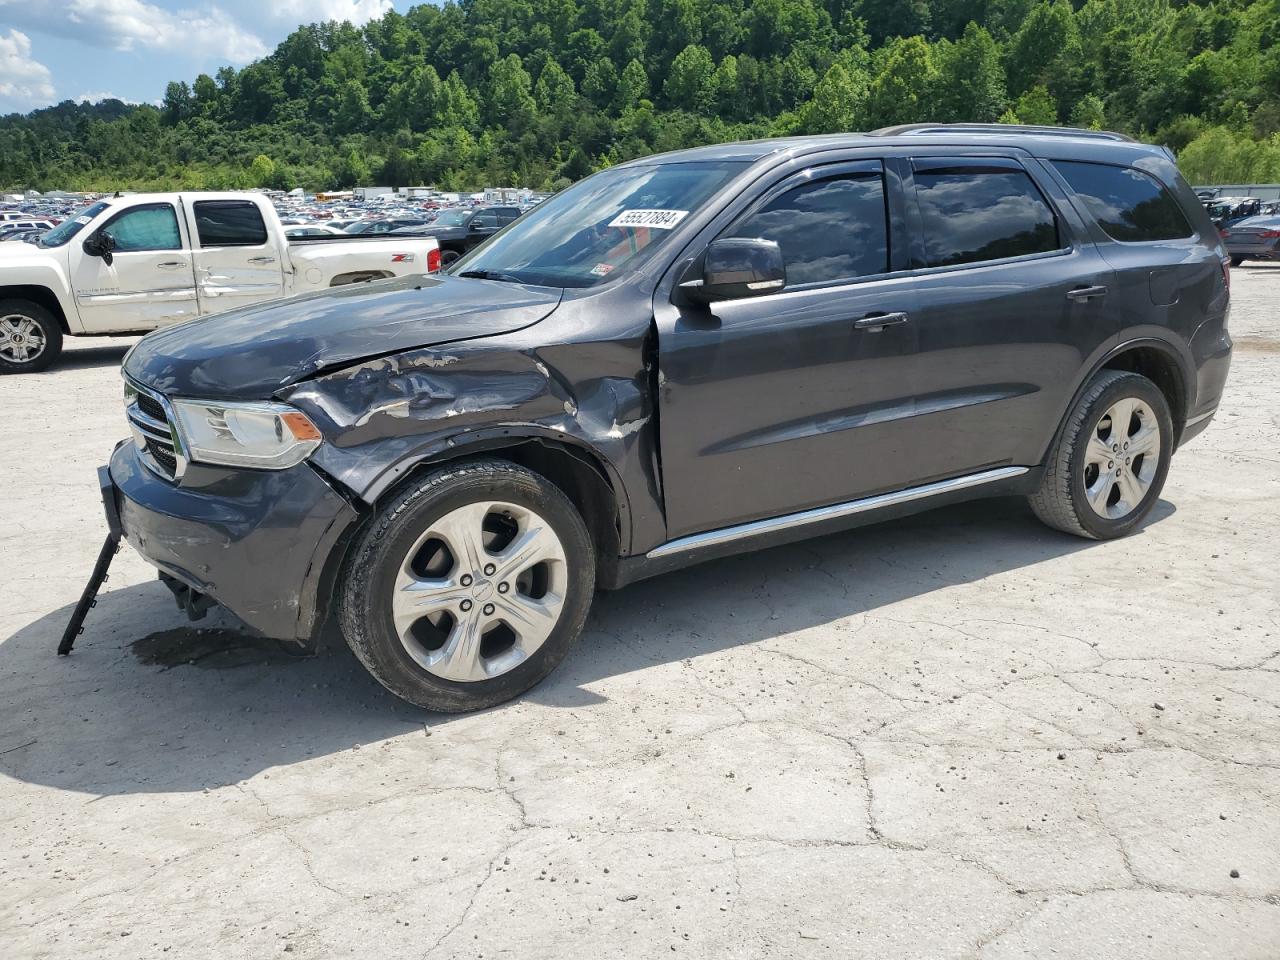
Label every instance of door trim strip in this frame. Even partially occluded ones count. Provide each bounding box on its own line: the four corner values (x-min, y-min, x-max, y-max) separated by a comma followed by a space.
646, 466, 1029, 559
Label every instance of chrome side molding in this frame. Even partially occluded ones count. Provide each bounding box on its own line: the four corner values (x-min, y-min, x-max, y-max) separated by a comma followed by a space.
647, 466, 1029, 559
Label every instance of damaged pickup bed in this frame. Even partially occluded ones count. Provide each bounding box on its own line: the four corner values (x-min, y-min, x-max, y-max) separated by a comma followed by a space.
66, 128, 1232, 712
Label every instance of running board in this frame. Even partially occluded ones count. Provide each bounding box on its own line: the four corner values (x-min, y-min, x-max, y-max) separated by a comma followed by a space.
647, 466, 1029, 560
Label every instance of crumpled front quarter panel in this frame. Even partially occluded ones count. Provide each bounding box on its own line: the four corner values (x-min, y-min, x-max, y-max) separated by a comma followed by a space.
281, 294, 665, 555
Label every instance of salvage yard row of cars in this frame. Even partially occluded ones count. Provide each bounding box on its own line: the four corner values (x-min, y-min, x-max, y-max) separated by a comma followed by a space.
35, 123, 1232, 714
1198, 194, 1280, 266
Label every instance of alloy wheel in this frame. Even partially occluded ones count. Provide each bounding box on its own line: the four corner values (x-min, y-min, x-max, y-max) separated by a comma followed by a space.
0, 314, 46, 364
391, 500, 568, 682
1082, 396, 1162, 520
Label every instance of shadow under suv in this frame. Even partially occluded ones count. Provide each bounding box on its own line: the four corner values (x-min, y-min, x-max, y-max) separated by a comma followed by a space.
97, 124, 1232, 711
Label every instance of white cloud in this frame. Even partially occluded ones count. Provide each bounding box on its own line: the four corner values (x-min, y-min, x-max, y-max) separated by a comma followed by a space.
0, 0, 270, 64
267, 0, 392, 25
74, 90, 141, 104
0, 29, 55, 112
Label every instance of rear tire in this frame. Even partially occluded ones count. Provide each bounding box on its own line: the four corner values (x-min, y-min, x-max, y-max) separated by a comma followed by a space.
0, 298, 63, 374
1229, 255, 1245, 267
338, 459, 595, 712
440, 249, 461, 267
1028, 370, 1173, 540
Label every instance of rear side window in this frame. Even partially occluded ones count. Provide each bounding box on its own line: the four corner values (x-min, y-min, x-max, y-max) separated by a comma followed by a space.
913, 163, 1060, 267
1051, 160, 1193, 242
727, 168, 889, 285
193, 200, 268, 246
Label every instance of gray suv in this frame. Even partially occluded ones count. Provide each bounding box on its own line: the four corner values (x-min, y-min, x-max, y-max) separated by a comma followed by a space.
87, 124, 1232, 712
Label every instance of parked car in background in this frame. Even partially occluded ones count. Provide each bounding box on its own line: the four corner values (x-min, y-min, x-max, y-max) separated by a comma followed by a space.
1221, 215, 1280, 265
398, 205, 523, 266
0, 219, 57, 236
285, 224, 344, 238
343, 218, 432, 235
0, 192, 441, 373
104, 125, 1230, 712
1207, 197, 1264, 229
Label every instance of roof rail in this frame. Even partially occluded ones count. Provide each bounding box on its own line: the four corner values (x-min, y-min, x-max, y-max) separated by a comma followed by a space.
870, 123, 1135, 143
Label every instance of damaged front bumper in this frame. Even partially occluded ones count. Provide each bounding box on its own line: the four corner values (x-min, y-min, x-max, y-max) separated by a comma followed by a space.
102, 440, 361, 642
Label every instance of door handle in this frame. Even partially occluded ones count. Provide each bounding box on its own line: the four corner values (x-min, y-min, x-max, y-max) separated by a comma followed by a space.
853, 311, 909, 331
1067, 285, 1108, 301
156, 261, 186, 270
248, 256, 276, 265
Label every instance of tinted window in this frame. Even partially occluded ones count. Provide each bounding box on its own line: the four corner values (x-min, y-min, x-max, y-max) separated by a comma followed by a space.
1053, 161, 1193, 242
471, 211, 500, 229
914, 165, 1059, 267
104, 204, 181, 251
727, 169, 889, 285
193, 200, 268, 246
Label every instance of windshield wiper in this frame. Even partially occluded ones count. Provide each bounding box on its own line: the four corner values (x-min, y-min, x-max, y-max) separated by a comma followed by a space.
456, 269, 523, 283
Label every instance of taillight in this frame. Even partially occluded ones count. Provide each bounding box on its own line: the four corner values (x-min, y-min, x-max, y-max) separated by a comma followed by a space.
1219, 228, 1231, 238
1259, 229, 1280, 239
1221, 256, 1230, 293
427, 247, 441, 273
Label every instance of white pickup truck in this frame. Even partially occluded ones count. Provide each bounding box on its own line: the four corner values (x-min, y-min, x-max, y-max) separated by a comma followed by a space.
0, 192, 441, 373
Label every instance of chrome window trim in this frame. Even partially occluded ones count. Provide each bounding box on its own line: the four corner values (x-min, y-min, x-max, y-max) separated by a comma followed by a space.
647, 466, 1029, 559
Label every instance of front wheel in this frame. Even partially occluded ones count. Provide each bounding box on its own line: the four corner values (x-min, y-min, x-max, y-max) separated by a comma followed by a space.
1028, 370, 1173, 540
0, 299, 63, 374
339, 459, 596, 711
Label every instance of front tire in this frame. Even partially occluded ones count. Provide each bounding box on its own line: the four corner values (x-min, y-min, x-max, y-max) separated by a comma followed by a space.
1028, 370, 1173, 540
339, 459, 596, 712
0, 299, 63, 374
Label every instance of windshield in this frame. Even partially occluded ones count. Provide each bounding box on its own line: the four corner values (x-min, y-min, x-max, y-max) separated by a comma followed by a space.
39, 201, 110, 248
432, 209, 471, 226
451, 160, 748, 288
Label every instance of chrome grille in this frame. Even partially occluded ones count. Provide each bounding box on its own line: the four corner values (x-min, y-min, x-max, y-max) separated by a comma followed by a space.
125, 379, 184, 480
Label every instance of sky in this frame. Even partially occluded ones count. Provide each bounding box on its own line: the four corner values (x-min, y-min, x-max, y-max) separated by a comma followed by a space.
0, 0, 412, 114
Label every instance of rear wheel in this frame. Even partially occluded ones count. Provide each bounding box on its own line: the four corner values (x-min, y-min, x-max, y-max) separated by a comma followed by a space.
1229, 255, 1246, 267
1028, 370, 1173, 540
339, 459, 595, 712
440, 249, 461, 268
0, 299, 62, 374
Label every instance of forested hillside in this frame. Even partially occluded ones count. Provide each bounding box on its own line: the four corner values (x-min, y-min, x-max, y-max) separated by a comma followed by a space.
3, 0, 1279, 192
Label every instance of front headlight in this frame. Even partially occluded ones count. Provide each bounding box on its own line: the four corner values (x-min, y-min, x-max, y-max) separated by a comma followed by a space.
170, 399, 322, 470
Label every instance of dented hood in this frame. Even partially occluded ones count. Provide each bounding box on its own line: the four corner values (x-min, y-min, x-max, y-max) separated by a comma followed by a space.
123, 274, 562, 400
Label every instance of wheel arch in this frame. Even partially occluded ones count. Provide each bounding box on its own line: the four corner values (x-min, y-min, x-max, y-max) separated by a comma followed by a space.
324, 431, 630, 599
329, 270, 394, 287
1044, 337, 1194, 464
0, 284, 70, 333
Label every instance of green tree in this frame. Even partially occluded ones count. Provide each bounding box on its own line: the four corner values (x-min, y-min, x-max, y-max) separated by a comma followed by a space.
935, 23, 1006, 123
1069, 94, 1106, 130
248, 154, 276, 186
1014, 84, 1058, 125
615, 59, 649, 111
865, 36, 938, 128
665, 45, 717, 113
797, 53, 870, 133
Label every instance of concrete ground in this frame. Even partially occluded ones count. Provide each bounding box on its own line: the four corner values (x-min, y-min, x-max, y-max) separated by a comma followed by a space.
1, 268, 1277, 960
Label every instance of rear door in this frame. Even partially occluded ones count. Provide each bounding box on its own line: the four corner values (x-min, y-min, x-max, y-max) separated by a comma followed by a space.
1045, 159, 1222, 353
187, 198, 285, 314
896, 154, 1118, 472
71, 201, 198, 333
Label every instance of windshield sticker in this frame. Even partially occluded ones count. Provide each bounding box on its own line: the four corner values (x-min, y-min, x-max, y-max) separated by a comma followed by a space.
75, 216, 92, 225
589, 262, 616, 277
607, 209, 689, 230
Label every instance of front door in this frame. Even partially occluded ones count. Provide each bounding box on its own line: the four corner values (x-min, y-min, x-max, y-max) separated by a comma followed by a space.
187, 198, 285, 315
657, 159, 926, 540
72, 201, 198, 333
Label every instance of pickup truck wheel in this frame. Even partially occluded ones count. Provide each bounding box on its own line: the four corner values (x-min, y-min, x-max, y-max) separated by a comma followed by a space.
0, 299, 62, 374
339, 459, 595, 712
439, 250, 461, 267
1028, 370, 1172, 540
1229, 255, 1245, 267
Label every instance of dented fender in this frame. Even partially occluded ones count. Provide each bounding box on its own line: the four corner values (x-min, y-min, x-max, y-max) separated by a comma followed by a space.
279, 318, 667, 557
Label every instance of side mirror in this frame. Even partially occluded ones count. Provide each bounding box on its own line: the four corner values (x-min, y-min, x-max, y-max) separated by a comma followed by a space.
681, 238, 785, 303
84, 231, 116, 266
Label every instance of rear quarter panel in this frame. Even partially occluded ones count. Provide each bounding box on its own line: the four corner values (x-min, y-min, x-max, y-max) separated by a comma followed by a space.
287, 237, 439, 293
